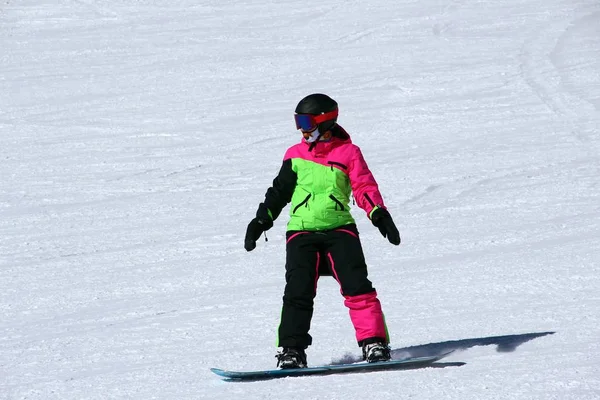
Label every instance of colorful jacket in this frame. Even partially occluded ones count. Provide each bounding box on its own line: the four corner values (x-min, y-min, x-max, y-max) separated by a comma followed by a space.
257, 125, 387, 231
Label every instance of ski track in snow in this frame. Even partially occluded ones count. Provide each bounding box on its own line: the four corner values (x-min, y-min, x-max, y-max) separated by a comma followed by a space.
519, 5, 599, 140
1, 0, 600, 399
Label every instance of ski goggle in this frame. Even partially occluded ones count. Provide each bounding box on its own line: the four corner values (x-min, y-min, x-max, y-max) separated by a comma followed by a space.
294, 110, 338, 132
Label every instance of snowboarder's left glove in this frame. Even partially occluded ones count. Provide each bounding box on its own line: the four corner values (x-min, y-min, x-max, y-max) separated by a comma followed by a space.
244, 217, 273, 251
371, 207, 401, 245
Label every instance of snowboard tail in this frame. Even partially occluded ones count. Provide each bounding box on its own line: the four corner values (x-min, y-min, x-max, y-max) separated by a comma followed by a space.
211, 351, 454, 381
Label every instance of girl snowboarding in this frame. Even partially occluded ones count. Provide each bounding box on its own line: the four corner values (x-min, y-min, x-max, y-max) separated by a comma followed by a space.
244, 93, 401, 369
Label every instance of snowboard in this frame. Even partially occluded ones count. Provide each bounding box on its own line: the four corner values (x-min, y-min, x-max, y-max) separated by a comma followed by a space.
211, 351, 453, 381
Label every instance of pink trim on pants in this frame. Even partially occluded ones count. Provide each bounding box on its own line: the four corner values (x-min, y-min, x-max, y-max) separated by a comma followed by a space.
286, 232, 308, 244
335, 228, 358, 238
327, 253, 343, 295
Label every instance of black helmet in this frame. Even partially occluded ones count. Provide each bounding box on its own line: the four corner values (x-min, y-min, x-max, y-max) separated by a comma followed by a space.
295, 93, 338, 133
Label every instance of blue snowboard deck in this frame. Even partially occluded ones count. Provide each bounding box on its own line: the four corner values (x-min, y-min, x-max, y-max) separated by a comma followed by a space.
211, 352, 453, 381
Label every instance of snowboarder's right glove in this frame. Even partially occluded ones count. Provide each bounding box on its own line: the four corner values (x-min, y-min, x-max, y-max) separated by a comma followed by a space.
244, 217, 273, 251
371, 207, 401, 245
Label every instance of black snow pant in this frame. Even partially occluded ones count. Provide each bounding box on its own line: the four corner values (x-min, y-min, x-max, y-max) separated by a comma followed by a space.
277, 224, 388, 349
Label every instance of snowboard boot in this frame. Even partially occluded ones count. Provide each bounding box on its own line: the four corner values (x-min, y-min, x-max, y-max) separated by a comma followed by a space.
362, 341, 391, 363
276, 347, 307, 369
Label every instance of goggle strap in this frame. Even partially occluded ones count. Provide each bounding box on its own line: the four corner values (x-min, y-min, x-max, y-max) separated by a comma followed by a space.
313, 110, 338, 124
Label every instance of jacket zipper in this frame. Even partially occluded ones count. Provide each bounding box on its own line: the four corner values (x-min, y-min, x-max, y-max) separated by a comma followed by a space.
364, 193, 376, 207
329, 194, 345, 211
328, 161, 348, 171
293, 194, 311, 213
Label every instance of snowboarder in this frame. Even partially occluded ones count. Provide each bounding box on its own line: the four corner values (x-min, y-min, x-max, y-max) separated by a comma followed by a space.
244, 93, 401, 369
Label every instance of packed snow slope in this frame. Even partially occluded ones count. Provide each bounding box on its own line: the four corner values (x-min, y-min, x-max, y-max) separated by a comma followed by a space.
1, 0, 599, 399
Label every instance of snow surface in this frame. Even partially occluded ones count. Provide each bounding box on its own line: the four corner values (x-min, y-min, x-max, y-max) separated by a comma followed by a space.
1, 0, 600, 399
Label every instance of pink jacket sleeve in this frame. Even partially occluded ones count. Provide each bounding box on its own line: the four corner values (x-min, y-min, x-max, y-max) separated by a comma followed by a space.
349, 146, 386, 218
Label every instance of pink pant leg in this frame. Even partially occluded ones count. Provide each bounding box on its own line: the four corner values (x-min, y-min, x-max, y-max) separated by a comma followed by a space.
344, 291, 389, 344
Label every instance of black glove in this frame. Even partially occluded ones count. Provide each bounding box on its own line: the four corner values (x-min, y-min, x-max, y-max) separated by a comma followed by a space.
244, 217, 273, 251
371, 208, 401, 245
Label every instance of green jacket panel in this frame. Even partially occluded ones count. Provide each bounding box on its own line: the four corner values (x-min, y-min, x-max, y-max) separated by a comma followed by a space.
287, 158, 355, 231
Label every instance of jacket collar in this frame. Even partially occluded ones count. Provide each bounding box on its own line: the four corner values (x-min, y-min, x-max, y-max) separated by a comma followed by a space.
300, 125, 352, 156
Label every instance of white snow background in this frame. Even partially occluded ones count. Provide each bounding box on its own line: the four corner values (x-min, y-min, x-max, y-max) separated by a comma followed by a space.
1, 0, 600, 399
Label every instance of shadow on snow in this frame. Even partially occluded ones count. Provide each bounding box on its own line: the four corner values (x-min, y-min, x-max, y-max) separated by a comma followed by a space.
330, 331, 555, 365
